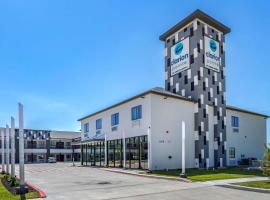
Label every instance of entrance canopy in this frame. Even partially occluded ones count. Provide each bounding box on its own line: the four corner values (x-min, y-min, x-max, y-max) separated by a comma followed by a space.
80, 133, 105, 145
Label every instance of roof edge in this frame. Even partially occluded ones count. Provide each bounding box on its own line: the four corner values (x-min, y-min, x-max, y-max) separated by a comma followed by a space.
159, 9, 231, 41
78, 88, 269, 121
77, 87, 194, 121
226, 105, 269, 118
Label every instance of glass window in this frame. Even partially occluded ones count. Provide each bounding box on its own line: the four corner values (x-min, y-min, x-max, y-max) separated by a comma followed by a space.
96, 119, 102, 130
111, 113, 119, 126
84, 123, 89, 133
231, 116, 239, 127
131, 105, 142, 120
229, 147, 235, 158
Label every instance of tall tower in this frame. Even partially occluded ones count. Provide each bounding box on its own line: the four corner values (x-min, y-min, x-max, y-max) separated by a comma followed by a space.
160, 10, 230, 168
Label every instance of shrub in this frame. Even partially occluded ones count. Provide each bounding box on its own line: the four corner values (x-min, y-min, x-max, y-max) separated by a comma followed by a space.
4, 174, 19, 187
262, 145, 270, 177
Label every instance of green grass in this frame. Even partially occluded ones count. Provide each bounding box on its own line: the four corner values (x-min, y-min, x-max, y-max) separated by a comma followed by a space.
0, 174, 40, 200
150, 167, 264, 182
234, 180, 270, 189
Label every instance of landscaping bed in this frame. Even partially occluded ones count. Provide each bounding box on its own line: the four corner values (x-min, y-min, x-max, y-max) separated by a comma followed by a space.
149, 167, 264, 182
233, 179, 270, 189
0, 173, 40, 200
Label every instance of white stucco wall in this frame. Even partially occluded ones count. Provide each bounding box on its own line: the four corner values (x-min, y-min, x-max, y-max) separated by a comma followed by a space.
226, 109, 267, 166
150, 94, 195, 170
80, 94, 151, 141
79, 92, 267, 170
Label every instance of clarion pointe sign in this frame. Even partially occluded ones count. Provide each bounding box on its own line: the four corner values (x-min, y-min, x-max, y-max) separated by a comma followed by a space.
170, 36, 221, 75
170, 37, 190, 76
204, 36, 220, 72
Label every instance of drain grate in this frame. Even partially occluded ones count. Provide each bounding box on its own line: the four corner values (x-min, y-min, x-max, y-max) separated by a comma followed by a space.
97, 181, 111, 185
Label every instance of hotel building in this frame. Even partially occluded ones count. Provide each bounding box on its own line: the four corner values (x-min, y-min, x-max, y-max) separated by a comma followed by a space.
78, 10, 268, 170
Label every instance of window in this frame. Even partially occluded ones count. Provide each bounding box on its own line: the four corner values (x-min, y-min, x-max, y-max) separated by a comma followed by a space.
221, 45, 224, 54
202, 54, 205, 63
96, 118, 102, 130
167, 82, 170, 91
190, 54, 194, 64
203, 82, 206, 91
231, 116, 239, 127
184, 27, 187, 32
172, 38, 175, 45
203, 108, 207, 118
184, 75, 188, 84
217, 86, 220, 95
190, 27, 194, 37
172, 88, 176, 93
197, 71, 201, 80
111, 113, 119, 126
167, 58, 170, 67
191, 82, 194, 91
202, 27, 205, 36
84, 123, 89, 133
222, 120, 225, 129
197, 43, 200, 53
229, 147, 235, 159
178, 72, 182, 78
166, 39, 170, 43
212, 76, 215, 85
131, 105, 142, 120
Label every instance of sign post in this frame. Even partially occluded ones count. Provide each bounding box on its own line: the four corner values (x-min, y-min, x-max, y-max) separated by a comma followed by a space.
11, 117, 15, 177
180, 121, 187, 178
1, 129, 5, 173
6, 125, 10, 174
19, 103, 25, 194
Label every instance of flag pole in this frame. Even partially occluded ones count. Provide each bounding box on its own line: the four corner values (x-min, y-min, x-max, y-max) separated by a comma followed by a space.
19, 103, 25, 194
6, 125, 10, 174
11, 117, 15, 177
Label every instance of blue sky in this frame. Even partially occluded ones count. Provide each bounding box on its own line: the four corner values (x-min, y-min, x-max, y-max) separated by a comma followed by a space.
0, 0, 269, 142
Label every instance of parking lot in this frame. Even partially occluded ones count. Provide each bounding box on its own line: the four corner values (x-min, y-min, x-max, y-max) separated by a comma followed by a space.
16, 163, 270, 200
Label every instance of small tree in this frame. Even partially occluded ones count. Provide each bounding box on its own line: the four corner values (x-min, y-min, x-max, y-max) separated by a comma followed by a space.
263, 145, 270, 177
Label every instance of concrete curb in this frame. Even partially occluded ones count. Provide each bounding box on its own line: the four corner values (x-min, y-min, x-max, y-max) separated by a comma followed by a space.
102, 169, 192, 183
25, 180, 47, 198
219, 184, 270, 194
16, 175, 47, 198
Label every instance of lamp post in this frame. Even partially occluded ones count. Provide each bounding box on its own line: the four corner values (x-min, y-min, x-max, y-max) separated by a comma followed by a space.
11, 117, 15, 177
104, 132, 107, 167
180, 121, 187, 178
19, 103, 25, 193
147, 126, 151, 171
6, 125, 10, 174
1, 129, 5, 173
122, 131, 126, 169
